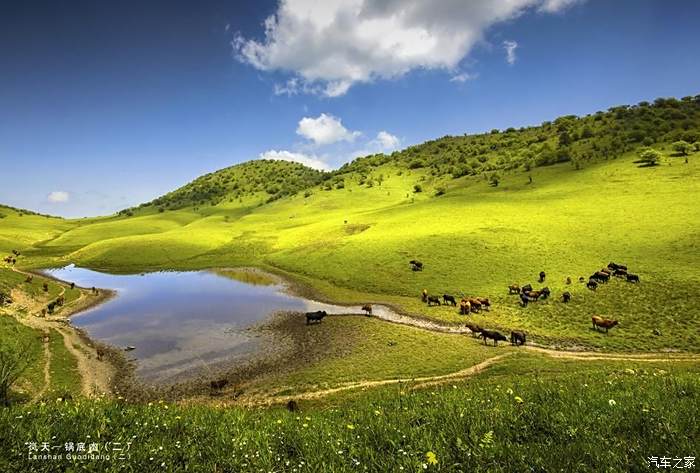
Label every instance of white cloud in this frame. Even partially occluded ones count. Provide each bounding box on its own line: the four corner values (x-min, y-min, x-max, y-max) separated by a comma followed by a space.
47, 191, 70, 203
296, 113, 360, 146
538, 0, 584, 13
258, 149, 331, 171
233, 0, 585, 96
374, 131, 400, 150
450, 71, 477, 83
503, 40, 518, 65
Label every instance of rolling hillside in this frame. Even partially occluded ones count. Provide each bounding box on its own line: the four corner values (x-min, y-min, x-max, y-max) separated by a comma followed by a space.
3, 94, 700, 351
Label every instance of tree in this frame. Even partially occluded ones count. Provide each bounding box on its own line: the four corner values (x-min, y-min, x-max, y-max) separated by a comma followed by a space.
0, 338, 32, 405
672, 140, 693, 156
638, 148, 663, 166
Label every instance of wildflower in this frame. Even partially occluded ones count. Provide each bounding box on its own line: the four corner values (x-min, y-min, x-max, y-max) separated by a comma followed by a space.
373, 410, 381, 416
506, 388, 513, 395
608, 399, 617, 406
302, 423, 308, 428
277, 419, 282, 424
426, 451, 438, 465
346, 424, 355, 430
514, 396, 524, 404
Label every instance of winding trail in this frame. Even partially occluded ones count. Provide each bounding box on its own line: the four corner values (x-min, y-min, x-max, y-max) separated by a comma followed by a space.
239, 346, 699, 406
6, 266, 113, 399
31, 341, 52, 402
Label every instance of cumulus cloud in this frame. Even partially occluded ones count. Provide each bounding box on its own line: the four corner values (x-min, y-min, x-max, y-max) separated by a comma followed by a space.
503, 40, 518, 65
47, 191, 70, 203
296, 113, 360, 146
234, 0, 585, 96
258, 149, 331, 171
373, 131, 400, 150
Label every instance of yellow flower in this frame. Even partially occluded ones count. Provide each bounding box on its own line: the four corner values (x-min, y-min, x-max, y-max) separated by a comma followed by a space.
425, 451, 438, 465
373, 410, 381, 416
514, 396, 524, 404
346, 424, 355, 430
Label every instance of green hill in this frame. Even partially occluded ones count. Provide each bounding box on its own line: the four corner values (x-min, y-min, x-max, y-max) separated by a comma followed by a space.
3, 94, 700, 352
121, 159, 326, 215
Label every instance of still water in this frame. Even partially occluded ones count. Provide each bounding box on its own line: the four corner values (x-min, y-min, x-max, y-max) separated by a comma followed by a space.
44, 266, 378, 383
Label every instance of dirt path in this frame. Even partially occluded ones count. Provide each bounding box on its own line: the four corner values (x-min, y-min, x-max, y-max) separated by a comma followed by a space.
31, 341, 52, 402
8, 272, 114, 399
238, 343, 700, 406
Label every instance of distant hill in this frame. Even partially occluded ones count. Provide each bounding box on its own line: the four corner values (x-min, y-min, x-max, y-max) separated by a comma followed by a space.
121, 159, 326, 215
332, 95, 700, 183
122, 94, 699, 216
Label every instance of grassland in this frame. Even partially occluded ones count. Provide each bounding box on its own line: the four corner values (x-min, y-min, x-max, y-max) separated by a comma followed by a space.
1, 355, 697, 472
0, 97, 698, 471
10, 146, 699, 353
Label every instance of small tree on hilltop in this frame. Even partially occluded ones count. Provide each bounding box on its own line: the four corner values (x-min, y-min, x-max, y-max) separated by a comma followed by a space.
672, 140, 693, 156
638, 148, 663, 166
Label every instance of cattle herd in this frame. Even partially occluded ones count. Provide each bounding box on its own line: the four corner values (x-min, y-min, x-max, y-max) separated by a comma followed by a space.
299, 259, 641, 349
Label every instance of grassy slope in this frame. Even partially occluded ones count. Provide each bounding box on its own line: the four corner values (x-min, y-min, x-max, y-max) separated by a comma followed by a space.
14, 149, 698, 351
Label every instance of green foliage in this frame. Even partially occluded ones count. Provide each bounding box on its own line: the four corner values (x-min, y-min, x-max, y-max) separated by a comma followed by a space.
638, 147, 663, 166
123, 160, 325, 213
672, 140, 693, 156
413, 184, 422, 193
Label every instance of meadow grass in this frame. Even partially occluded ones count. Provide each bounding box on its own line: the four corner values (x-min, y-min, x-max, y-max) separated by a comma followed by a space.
0, 355, 697, 472
45, 329, 81, 398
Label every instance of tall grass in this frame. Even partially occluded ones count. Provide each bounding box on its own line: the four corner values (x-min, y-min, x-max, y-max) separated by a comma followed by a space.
1, 361, 697, 472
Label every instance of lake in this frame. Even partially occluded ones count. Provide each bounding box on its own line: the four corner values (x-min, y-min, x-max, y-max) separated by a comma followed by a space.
44, 266, 392, 384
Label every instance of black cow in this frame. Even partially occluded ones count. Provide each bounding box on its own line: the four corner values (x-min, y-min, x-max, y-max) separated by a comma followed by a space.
607, 262, 628, 272
561, 291, 571, 303
520, 293, 530, 306
510, 331, 526, 346
521, 284, 533, 294
590, 272, 610, 283
210, 379, 228, 390
480, 330, 508, 346
427, 295, 441, 306
613, 268, 627, 277
305, 310, 327, 324
70, 282, 75, 290
539, 271, 546, 283
443, 294, 457, 306
540, 287, 551, 300
626, 273, 640, 283
409, 260, 423, 271
587, 280, 598, 290
465, 323, 482, 336
286, 400, 299, 412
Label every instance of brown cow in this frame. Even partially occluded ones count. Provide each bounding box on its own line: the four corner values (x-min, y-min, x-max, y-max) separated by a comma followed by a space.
508, 284, 520, 294
591, 315, 619, 333
421, 289, 428, 303
361, 304, 372, 316
475, 297, 491, 311
459, 299, 471, 315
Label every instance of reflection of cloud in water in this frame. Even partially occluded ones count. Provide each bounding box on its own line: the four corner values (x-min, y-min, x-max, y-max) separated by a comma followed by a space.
44, 266, 404, 383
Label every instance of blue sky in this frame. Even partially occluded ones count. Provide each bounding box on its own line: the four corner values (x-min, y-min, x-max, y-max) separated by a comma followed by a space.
1, 0, 699, 217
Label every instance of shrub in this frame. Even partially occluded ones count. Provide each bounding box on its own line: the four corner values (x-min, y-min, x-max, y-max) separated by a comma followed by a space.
413, 184, 423, 193
638, 147, 663, 166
